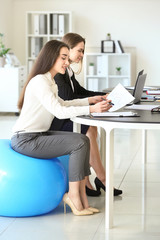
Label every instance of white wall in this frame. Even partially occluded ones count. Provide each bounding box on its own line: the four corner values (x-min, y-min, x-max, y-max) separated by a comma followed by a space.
0, 0, 13, 48
1, 0, 160, 86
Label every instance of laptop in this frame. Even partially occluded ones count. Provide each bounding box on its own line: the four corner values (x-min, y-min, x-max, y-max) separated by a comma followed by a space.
132, 70, 144, 96
127, 71, 147, 105
133, 73, 147, 104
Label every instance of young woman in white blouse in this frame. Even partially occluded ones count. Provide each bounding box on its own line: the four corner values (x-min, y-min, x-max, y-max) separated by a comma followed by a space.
11, 40, 112, 216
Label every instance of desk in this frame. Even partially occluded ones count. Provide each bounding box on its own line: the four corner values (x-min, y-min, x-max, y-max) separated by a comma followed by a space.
71, 107, 160, 229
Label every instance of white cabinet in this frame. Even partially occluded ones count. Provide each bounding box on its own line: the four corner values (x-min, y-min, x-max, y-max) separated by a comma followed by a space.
84, 53, 131, 91
0, 67, 26, 113
26, 11, 72, 73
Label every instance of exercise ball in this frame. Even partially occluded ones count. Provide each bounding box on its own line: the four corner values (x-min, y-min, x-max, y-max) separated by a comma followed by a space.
0, 139, 67, 217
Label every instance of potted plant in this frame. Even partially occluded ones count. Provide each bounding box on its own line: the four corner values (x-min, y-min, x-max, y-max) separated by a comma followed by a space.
0, 33, 11, 67
88, 62, 95, 75
106, 33, 111, 40
116, 67, 122, 75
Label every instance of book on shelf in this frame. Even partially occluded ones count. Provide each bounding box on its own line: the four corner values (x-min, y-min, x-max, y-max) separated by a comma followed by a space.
39, 14, 47, 34
28, 60, 34, 73
51, 14, 58, 35
88, 78, 99, 91
58, 15, 65, 36
115, 40, 125, 53
35, 38, 43, 57
96, 56, 108, 75
31, 37, 36, 58
34, 14, 39, 35
31, 37, 43, 58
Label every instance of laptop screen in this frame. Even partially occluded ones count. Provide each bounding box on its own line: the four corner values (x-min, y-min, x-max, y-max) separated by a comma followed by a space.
133, 73, 147, 104
132, 70, 144, 96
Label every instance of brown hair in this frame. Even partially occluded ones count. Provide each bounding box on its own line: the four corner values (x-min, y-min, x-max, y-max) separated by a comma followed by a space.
62, 33, 85, 74
18, 40, 69, 110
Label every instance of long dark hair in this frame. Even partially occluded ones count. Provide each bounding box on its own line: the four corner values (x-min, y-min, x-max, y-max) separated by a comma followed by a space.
62, 33, 85, 74
18, 40, 69, 110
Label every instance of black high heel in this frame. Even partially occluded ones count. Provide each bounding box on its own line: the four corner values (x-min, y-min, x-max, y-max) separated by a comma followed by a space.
86, 186, 101, 197
94, 177, 123, 196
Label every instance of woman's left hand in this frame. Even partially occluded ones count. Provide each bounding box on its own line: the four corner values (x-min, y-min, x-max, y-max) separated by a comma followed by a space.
88, 94, 108, 104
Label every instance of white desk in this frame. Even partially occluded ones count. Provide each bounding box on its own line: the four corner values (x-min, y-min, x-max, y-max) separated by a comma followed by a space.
71, 108, 160, 229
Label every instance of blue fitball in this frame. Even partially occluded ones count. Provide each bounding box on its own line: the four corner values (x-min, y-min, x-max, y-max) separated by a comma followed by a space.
0, 139, 67, 217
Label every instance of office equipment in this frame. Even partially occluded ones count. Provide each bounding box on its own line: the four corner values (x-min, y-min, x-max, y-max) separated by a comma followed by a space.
132, 69, 144, 95
58, 15, 65, 36
115, 40, 124, 53
33, 14, 39, 35
91, 111, 138, 117
88, 78, 98, 91
39, 14, 47, 34
51, 14, 58, 34
146, 90, 160, 95
126, 71, 146, 105
133, 74, 147, 103
0, 67, 26, 114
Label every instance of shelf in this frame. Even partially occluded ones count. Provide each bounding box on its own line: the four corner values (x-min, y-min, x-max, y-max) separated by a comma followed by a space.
86, 75, 107, 78
84, 52, 131, 91
26, 11, 72, 73
108, 75, 130, 78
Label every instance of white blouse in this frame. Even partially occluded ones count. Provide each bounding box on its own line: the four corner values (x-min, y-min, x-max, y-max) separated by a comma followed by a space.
12, 72, 89, 133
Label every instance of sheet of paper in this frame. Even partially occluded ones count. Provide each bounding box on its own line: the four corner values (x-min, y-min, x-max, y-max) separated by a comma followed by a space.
125, 104, 160, 111
107, 83, 135, 112
91, 111, 138, 117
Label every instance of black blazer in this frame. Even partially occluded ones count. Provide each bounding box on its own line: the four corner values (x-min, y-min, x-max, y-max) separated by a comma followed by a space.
50, 71, 105, 130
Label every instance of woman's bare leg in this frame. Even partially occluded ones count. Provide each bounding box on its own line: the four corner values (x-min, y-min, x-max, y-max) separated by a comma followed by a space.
86, 126, 106, 186
79, 178, 90, 209
68, 181, 84, 211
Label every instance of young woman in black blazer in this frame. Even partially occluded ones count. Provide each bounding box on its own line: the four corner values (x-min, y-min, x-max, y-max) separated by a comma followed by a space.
50, 33, 122, 197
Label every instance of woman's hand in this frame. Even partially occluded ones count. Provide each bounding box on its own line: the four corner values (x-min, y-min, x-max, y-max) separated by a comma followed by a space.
89, 99, 113, 113
88, 94, 109, 104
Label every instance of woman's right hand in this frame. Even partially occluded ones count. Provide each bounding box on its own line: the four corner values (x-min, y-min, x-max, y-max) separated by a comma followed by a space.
89, 99, 112, 113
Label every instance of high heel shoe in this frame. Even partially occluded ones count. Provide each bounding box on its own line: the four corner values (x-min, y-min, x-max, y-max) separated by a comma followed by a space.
63, 193, 93, 216
88, 207, 100, 213
94, 177, 123, 196
86, 186, 101, 197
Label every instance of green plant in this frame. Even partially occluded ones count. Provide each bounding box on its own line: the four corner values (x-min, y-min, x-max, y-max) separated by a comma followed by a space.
116, 67, 121, 71
106, 33, 111, 40
0, 33, 10, 57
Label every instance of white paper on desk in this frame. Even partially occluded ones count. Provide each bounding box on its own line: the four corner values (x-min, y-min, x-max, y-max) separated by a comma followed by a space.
107, 83, 135, 112
125, 104, 160, 111
91, 111, 137, 117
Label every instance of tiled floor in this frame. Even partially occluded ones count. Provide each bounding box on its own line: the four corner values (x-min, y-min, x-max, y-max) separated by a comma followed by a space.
0, 113, 160, 240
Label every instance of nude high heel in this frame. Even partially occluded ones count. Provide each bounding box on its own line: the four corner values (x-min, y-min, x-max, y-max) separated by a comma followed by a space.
63, 193, 93, 216
87, 207, 100, 213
